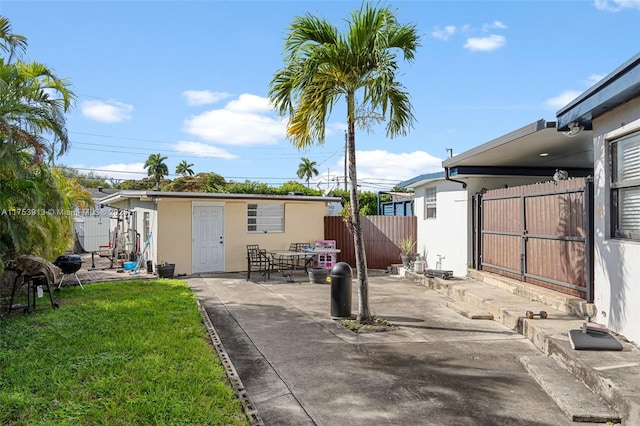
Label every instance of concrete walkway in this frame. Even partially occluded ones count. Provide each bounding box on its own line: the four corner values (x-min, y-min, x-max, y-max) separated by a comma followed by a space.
189, 269, 640, 425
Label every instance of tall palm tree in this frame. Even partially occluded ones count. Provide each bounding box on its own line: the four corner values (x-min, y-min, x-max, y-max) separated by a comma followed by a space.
0, 16, 27, 62
297, 157, 319, 188
175, 160, 195, 177
144, 153, 169, 190
269, 4, 419, 323
0, 16, 77, 268
0, 60, 75, 160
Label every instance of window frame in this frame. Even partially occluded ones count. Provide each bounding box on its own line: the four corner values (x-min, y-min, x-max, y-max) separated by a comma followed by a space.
610, 131, 640, 241
143, 211, 151, 243
424, 186, 437, 220
247, 203, 285, 233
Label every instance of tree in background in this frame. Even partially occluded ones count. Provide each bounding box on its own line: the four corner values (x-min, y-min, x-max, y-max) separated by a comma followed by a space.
0, 16, 83, 268
269, 4, 419, 323
58, 166, 113, 189
175, 160, 195, 177
162, 172, 226, 192
118, 178, 155, 191
278, 180, 321, 196
330, 189, 389, 216
296, 157, 319, 188
144, 153, 169, 190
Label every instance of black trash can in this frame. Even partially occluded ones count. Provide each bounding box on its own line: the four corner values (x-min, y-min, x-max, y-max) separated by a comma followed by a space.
330, 262, 352, 318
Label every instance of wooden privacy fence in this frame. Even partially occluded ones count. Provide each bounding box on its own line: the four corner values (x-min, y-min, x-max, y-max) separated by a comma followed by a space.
324, 215, 416, 270
474, 178, 593, 301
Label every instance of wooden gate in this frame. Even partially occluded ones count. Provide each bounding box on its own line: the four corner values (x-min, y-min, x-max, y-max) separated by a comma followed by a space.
473, 178, 593, 301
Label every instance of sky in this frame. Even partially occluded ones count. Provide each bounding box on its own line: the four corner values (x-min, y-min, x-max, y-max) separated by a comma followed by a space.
2, 0, 639, 192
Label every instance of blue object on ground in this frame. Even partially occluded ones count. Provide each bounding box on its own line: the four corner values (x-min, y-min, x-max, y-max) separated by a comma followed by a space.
123, 261, 137, 271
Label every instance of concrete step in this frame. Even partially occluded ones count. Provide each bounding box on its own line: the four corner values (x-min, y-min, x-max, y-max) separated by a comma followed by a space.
403, 271, 639, 423
446, 300, 493, 320
467, 269, 596, 318
520, 355, 620, 423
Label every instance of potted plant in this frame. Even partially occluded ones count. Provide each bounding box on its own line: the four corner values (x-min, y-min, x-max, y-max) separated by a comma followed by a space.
308, 267, 329, 284
156, 259, 175, 279
397, 236, 417, 267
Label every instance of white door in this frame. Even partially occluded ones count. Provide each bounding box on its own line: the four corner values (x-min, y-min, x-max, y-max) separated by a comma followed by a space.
192, 205, 224, 273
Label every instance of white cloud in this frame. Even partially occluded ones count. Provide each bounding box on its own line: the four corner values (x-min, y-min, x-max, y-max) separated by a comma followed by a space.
357, 150, 442, 178
72, 162, 146, 181
464, 34, 506, 52
327, 150, 443, 191
545, 90, 582, 110
81, 100, 133, 123
482, 20, 507, 31
432, 25, 456, 41
174, 141, 238, 159
225, 93, 274, 113
594, 0, 640, 11
585, 73, 606, 86
183, 93, 286, 146
183, 90, 232, 106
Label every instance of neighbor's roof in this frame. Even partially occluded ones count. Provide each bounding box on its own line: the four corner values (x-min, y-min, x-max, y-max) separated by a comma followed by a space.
397, 172, 445, 189
557, 52, 640, 131
100, 190, 342, 205
84, 187, 118, 200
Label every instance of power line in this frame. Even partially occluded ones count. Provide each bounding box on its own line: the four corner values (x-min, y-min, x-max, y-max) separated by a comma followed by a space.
68, 139, 342, 162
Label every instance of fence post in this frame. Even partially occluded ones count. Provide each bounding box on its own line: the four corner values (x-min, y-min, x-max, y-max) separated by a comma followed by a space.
584, 177, 594, 303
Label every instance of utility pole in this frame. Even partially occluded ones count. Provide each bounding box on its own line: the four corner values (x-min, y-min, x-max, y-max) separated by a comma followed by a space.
344, 130, 348, 191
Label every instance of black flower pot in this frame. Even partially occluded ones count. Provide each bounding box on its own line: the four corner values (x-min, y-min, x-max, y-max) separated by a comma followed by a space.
157, 263, 175, 278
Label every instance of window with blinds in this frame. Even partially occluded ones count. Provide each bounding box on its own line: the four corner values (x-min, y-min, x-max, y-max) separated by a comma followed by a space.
247, 203, 284, 233
611, 131, 640, 240
424, 187, 437, 219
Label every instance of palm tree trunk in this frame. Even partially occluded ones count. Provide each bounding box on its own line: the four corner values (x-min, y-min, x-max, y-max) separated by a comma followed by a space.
347, 94, 372, 323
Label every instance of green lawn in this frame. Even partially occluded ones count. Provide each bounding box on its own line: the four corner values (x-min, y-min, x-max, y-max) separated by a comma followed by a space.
0, 279, 249, 425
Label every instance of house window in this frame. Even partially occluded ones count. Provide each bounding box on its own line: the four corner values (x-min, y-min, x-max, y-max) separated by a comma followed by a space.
143, 212, 151, 243
247, 203, 284, 233
424, 187, 436, 219
611, 131, 640, 240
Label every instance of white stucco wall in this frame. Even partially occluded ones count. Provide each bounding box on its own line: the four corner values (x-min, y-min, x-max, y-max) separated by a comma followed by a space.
413, 180, 468, 276
592, 99, 640, 346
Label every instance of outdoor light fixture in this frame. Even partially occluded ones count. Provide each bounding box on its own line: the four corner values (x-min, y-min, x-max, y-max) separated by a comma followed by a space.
539, 152, 549, 157
563, 122, 584, 137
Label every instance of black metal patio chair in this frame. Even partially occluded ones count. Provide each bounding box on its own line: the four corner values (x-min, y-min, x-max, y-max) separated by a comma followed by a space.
246, 245, 273, 281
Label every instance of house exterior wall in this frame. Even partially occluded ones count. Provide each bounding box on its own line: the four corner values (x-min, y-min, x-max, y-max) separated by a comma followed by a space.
413, 180, 468, 276
223, 200, 326, 272
131, 204, 158, 272
156, 199, 191, 275
592, 98, 640, 345
137, 197, 329, 275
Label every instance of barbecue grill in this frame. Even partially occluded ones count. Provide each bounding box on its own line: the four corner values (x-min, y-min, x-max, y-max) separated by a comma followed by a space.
54, 254, 84, 289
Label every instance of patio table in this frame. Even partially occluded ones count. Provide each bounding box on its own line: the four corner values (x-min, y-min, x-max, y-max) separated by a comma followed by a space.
267, 250, 315, 282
